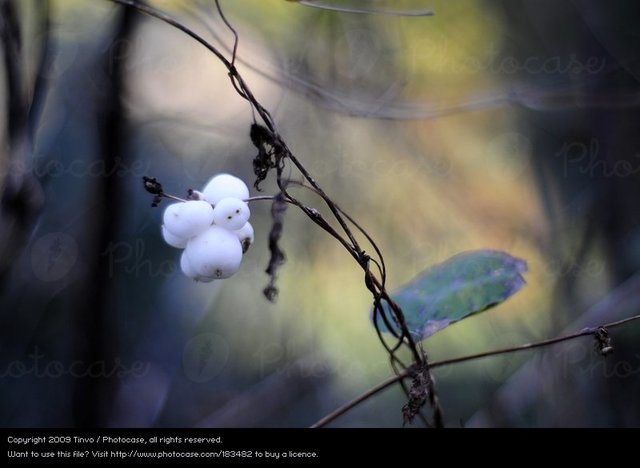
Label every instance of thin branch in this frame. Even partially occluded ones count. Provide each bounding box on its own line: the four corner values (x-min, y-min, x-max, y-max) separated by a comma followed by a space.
311, 313, 640, 428
244, 195, 276, 203
182, 0, 640, 121
286, 180, 387, 285
214, 0, 238, 66
110, 0, 230, 67
296, 0, 434, 17
111, 0, 438, 424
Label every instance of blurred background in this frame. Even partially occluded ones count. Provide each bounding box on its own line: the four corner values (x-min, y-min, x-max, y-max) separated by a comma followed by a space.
0, 0, 639, 427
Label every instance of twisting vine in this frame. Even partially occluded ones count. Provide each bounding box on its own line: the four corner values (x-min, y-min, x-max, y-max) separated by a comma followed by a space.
114, 0, 640, 428
114, 0, 443, 426
311, 313, 640, 427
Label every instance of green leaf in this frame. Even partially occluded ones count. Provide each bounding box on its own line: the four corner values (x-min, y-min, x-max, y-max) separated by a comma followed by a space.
373, 250, 528, 341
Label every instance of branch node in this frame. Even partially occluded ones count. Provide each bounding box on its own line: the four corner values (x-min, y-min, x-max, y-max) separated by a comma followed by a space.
250, 123, 283, 190
142, 176, 163, 195
594, 326, 614, 356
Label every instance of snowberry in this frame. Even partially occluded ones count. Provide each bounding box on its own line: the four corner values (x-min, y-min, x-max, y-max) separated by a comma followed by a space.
234, 222, 254, 253
202, 174, 249, 205
189, 190, 205, 200
180, 250, 197, 277
163, 200, 214, 239
157, 174, 255, 283
212, 197, 250, 231
180, 251, 215, 283
185, 226, 243, 279
162, 225, 188, 249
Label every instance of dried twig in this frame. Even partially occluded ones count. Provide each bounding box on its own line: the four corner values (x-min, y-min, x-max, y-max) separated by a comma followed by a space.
311, 313, 640, 428
112, 0, 440, 425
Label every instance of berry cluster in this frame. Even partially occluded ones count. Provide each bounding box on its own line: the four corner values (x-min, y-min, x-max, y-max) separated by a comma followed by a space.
161, 174, 254, 282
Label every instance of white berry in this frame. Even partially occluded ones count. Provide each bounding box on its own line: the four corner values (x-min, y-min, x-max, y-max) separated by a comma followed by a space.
180, 250, 197, 277
162, 225, 188, 249
185, 226, 243, 279
180, 251, 215, 282
163, 200, 214, 239
202, 174, 249, 205
189, 190, 205, 200
212, 197, 250, 231
234, 222, 254, 253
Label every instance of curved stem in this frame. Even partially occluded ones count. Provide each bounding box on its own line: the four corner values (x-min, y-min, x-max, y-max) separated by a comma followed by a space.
311, 313, 640, 428
113, 0, 435, 423
244, 195, 277, 203
296, 0, 434, 17
214, 0, 238, 66
163, 193, 187, 203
